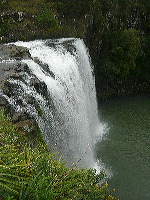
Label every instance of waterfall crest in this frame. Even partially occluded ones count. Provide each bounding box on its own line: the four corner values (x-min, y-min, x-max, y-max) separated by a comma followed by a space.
3, 38, 106, 168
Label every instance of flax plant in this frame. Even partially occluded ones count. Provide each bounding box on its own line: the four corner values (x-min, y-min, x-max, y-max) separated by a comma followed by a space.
0, 109, 117, 199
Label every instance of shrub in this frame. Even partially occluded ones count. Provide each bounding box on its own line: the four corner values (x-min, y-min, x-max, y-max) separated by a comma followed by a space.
37, 10, 59, 28
98, 28, 141, 79
110, 29, 141, 77
0, 23, 8, 36
0, 109, 117, 199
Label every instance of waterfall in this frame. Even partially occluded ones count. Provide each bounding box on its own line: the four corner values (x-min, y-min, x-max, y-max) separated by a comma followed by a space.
3, 38, 106, 169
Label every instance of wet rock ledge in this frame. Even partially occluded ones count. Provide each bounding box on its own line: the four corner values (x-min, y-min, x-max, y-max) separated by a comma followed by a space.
0, 44, 41, 137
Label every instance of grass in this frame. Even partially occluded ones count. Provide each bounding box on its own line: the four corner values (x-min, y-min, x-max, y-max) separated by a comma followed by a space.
0, 108, 118, 199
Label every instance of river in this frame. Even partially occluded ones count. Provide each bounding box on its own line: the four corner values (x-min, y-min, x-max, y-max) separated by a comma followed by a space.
95, 94, 150, 200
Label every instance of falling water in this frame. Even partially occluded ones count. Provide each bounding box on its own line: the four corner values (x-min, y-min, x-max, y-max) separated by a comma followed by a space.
3, 38, 107, 169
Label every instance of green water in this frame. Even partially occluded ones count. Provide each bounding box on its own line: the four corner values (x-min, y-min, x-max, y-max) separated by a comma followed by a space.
96, 94, 150, 200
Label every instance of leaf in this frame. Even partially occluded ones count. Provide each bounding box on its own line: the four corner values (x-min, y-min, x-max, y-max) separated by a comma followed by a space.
0, 182, 19, 195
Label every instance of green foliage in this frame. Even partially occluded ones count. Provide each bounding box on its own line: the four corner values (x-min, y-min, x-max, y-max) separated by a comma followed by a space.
1, 0, 149, 96
37, 10, 59, 28
57, 0, 93, 17
0, 109, 117, 199
136, 35, 150, 81
0, 109, 41, 147
94, 28, 141, 81
0, 109, 21, 145
0, 23, 7, 36
89, 0, 149, 84
109, 29, 141, 77
37, 107, 43, 117
0, 144, 32, 199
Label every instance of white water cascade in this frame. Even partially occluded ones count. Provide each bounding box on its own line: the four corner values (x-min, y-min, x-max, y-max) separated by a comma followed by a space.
6, 38, 107, 169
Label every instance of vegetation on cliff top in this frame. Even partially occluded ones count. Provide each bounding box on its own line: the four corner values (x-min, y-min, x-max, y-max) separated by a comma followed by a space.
0, 109, 118, 200
0, 0, 149, 99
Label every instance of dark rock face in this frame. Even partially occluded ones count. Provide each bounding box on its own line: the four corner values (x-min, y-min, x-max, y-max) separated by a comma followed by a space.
1, 44, 31, 60
12, 111, 31, 123
0, 44, 30, 88
0, 96, 8, 106
3, 81, 21, 97
30, 77, 48, 97
0, 43, 40, 137
33, 57, 55, 79
0, 44, 30, 79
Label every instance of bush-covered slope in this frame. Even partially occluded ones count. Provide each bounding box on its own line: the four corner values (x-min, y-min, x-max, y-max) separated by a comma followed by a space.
0, 109, 118, 200
0, 0, 149, 99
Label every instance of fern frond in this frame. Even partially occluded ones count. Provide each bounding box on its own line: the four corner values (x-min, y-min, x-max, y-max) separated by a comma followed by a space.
0, 182, 19, 195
